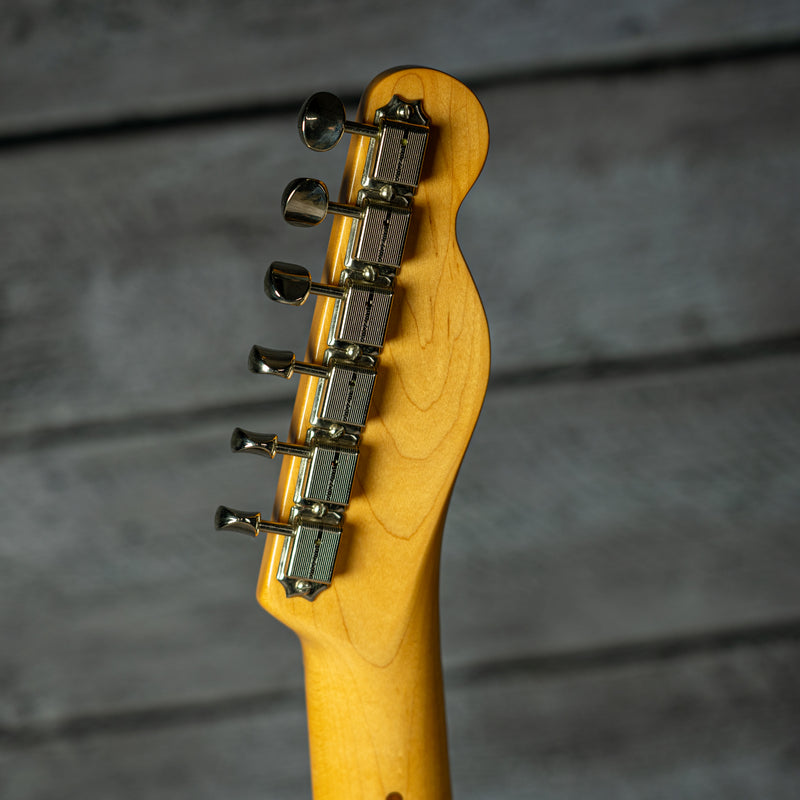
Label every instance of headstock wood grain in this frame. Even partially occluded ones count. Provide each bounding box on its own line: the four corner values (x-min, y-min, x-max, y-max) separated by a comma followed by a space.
219, 67, 489, 800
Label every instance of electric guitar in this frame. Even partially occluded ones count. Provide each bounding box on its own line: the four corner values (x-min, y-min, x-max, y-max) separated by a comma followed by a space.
216, 66, 490, 800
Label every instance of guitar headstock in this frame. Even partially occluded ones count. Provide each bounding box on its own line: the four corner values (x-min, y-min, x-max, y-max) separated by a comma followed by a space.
216, 67, 489, 658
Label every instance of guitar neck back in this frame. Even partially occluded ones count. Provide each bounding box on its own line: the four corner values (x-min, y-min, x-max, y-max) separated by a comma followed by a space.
219, 66, 490, 800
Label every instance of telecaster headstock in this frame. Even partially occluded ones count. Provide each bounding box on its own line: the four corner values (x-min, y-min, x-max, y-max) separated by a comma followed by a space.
216, 66, 489, 649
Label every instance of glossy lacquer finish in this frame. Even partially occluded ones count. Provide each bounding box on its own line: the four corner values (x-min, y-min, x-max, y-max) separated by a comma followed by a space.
258, 68, 490, 800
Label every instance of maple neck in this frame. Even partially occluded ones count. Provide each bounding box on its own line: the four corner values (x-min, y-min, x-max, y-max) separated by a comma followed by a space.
260, 67, 488, 799
302, 530, 450, 800
215, 66, 490, 798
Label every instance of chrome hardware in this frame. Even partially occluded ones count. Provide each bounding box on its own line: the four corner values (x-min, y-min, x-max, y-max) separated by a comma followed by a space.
311, 360, 377, 428
265, 262, 394, 350
345, 201, 411, 269
281, 178, 411, 268
373, 94, 428, 130
216, 88, 430, 600
216, 504, 341, 598
231, 427, 359, 508
230, 428, 311, 459
277, 512, 343, 598
214, 505, 293, 538
330, 282, 393, 348
366, 95, 428, 191
296, 437, 359, 508
282, 524, 340, 586
249, 346, 328, 379
249, 348, 377, 428
266, 261, 345, 306
298, 92, 429, 192
282, 178, 361, 228
298, 92, 378, 152
304, 442, 358, 506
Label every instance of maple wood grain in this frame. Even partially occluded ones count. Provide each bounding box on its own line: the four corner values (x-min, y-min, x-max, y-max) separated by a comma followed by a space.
254, 67, 490, 800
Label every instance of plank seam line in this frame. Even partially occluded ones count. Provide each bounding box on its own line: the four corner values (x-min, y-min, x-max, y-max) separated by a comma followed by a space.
447, 617, 800, 687
0, 686, 303, 750
488, 331, 800, 391
0, 394, 296, 453
1, 617, 798, 749
0, 36, 799, 151
467, 31, 800, 91
3, 330, 799, 454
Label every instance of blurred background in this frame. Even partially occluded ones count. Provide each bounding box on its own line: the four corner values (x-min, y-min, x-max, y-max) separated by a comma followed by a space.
2, 2, 799, 797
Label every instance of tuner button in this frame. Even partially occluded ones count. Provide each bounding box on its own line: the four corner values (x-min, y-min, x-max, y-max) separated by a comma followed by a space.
230, 427, 278, 457
298, 92, 346, 151
281, 178, 329, 227
214, 505, 295, 538
298, 92, 379, 152
231, 428, 310, 459
281, 178, 362, 228
249, 345, 329, 380
248, 345, 296, 378
265, 261, 312, 305
214, 505, 263, 537
265, 261, 346, 306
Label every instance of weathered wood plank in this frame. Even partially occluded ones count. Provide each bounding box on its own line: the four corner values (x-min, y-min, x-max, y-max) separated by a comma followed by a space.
468, 53, 800, 374
1, 355, 798, 724
442, 354, 800, 662
2, 1, 799, 136
0, 115, 327, 436
2, 55, 799, 436
1, 639, 797, 799
449, 638, 800, 800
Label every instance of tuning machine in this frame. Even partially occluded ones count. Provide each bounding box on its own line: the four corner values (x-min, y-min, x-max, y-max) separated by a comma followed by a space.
298, 91, 429, 192
214, 85, 432, 601
249, 346, 376, 429
265, 261, 394, 350
282, 178, 410, 269
231, 427, 359, 508
215, 505, 341, 596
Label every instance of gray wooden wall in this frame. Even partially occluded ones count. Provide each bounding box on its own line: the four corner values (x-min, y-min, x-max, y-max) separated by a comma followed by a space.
2, 2, 799, 798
